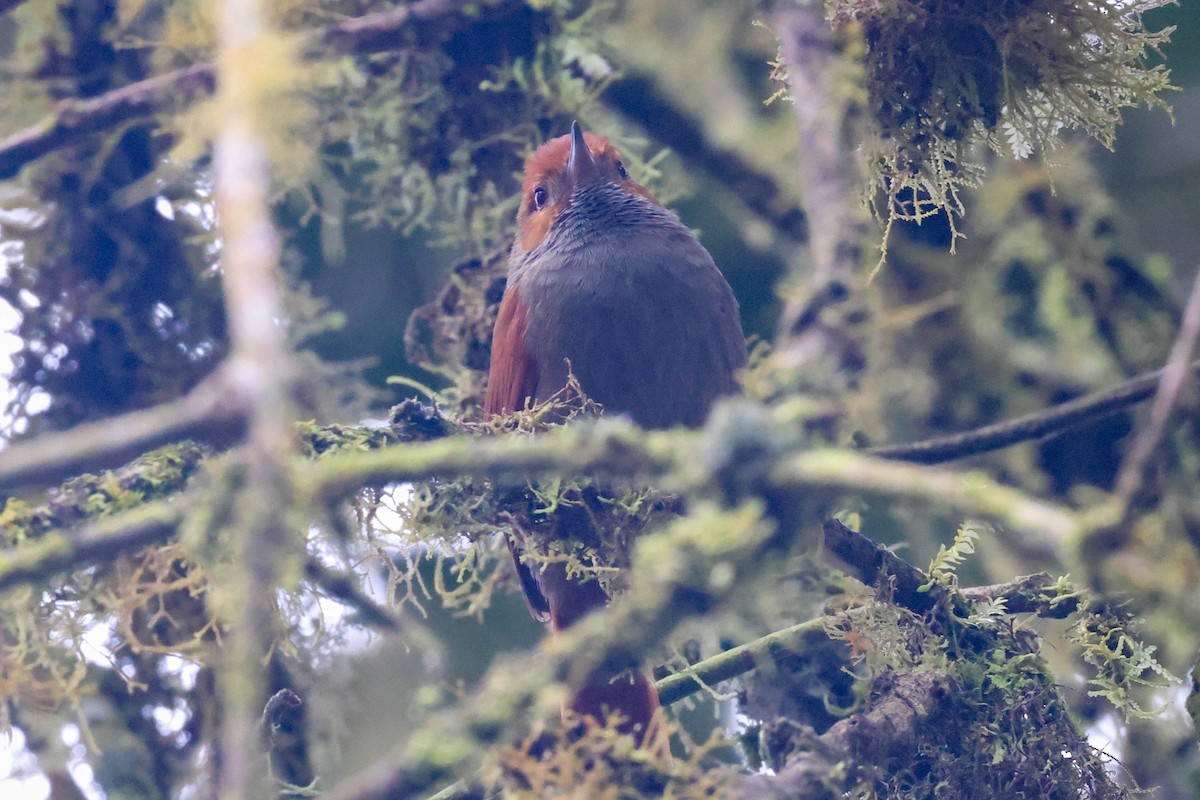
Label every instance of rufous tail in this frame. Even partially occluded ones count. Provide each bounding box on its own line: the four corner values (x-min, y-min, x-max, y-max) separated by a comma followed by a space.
533, 559, 663, 745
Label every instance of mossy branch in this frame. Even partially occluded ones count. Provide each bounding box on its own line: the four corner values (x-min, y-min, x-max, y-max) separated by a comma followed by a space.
3, 406, 1085, 597
0, 0, 522, 179
0, 498, 182, 592
777, 450, 1079, 548
656, 617, 829, 706
656, 532, 1092, 708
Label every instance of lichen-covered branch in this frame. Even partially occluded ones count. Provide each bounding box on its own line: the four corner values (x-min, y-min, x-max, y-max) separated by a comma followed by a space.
657, 617, 829, 705
779, 449, 1079, 554
0, 498, 182, 592
1, 404, 1085, 601
959, 573, 1085, 618
658, 528, 1091, 708
0, 0, 521, 180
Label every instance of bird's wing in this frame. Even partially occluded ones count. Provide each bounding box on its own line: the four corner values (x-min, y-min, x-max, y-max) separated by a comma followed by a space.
485, 288, 551, 622
484, 288, 539, 416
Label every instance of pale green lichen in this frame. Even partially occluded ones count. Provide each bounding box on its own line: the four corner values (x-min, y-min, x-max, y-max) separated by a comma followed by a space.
822, 0, 1176, 249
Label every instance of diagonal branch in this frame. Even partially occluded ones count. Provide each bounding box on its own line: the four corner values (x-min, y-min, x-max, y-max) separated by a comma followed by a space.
601, 71, 807, 243
0, 498, 182, 592
1113, 265, 1200, 511
656, 617, 828, 705
0, 367, 246, 492
0, 63, 216, 179
304, 557, 403, 632
866, 357, 1200, 464
0, 0, 518, 179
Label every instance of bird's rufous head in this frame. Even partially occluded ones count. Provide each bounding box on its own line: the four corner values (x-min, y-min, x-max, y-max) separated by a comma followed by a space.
516, 121, 658, 253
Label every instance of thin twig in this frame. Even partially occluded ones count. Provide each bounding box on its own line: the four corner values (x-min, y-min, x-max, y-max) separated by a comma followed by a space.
304, 558, 403, 632
867, 358, 1200, 464
1113, 265, 1200, 512
656, 617, 828, 706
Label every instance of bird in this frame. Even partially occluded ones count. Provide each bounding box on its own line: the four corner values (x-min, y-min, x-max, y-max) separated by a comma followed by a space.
485, 121, 747, 743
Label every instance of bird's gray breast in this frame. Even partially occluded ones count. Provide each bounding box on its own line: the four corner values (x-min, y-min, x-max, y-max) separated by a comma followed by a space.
517, 219, 745, 429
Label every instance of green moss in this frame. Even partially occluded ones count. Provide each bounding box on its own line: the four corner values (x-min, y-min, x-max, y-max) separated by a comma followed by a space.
825, 0, 1176, 248
1, 442, 209, 543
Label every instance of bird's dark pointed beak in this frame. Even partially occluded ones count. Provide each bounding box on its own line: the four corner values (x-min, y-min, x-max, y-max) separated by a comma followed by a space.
567, 120, 598, 183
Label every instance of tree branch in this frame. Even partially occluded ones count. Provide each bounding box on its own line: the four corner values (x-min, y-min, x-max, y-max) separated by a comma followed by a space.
959, 573, 1084, 618
212, 1, 298, 796
0, 367, 246, 492
0, 0, 519, 179
0, 498, 182, 592
0, 63, 217, 179
656, 527, 1089, 709
304, 557, 403, 633
776, 449, 1078, 550
1113, 265, 1200, 512
656, 617, 828, 706
601, 71, 807, 242
868, 357, 1200, 464
1, 403, 1083, 603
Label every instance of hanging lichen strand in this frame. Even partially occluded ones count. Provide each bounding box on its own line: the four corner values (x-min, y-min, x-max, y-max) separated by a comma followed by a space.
817, 0, 1175, 248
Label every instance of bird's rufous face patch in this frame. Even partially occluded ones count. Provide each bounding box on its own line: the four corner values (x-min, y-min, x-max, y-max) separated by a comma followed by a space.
516, 131, 658, 252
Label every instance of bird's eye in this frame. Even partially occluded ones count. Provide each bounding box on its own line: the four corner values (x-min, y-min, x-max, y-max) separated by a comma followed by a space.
615, 160, 629, 180
532, 187, 548, 210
